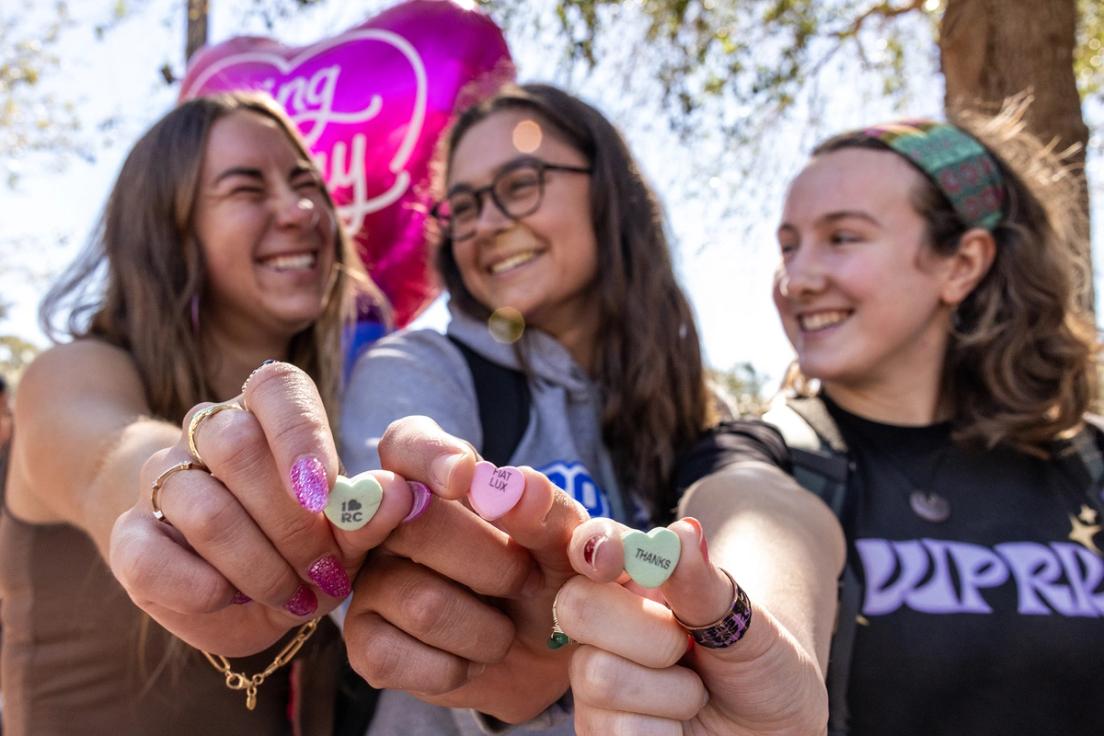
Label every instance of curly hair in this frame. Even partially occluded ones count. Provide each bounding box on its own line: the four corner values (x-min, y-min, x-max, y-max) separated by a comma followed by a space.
436, 83, 714, 517
40, 92, 385, 430
809, 105, 1097, 454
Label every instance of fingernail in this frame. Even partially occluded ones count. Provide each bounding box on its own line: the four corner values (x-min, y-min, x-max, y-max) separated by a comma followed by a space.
429, 450, 465, 490
231, 591, 251, 605
402, 481, 432, 523
291, 455, 328, 512
683, 516, 709, 565
308, 555, 351, 599
582, 535, 606, 569
261, 359, 277, 366
467, 661, 487, 679
284, 584, 318, 616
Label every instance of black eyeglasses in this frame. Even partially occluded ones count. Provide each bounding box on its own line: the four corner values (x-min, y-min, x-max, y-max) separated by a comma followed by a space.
431, 157, 591, 241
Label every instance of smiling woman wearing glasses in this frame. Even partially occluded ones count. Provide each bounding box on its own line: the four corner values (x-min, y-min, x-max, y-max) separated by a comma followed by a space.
338, 83, 729, 734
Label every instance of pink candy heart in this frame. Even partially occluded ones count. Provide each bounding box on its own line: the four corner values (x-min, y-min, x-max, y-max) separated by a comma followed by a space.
468, 461, 525, 521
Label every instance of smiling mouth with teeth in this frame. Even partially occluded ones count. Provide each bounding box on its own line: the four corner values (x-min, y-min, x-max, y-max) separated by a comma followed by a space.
489, 251, 539, 275
261, 252, 318, 272
799, 310, 850, 331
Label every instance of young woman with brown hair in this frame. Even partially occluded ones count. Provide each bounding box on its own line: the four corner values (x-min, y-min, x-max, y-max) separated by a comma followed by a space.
335, 83, 725, 733
553, 109, 1104, 734
0, 91, 388, 734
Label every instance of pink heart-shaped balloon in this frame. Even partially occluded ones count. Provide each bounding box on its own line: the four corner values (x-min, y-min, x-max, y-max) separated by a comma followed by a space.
468, 461, 525, 521
180, 0, 515, 327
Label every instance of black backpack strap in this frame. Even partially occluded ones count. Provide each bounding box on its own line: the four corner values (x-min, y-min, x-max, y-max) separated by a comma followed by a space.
447, 335, 531, 466
1071, 414, 1104, 516
762, 395, 856, 736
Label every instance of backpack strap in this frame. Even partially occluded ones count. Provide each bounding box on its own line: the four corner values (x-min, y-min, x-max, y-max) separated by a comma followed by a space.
762, 395, 856, 736
447, 335, 531, 466
1048, 414, 1104, 536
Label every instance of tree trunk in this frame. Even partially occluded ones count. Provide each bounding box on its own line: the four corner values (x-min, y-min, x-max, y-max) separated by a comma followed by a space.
186, 0, 209, 62
940, 0, 1093, 313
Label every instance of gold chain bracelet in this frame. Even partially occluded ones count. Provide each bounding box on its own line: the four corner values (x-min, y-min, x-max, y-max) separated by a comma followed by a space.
202, 617, 320, 711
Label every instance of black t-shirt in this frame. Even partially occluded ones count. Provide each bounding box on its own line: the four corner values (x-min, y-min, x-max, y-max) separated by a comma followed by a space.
677, 407, 1104, 734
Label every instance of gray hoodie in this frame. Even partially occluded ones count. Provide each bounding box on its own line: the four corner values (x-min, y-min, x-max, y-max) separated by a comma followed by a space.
341, 301, 638, 735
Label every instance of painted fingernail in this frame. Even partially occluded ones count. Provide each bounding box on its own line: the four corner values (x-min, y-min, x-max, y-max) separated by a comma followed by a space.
402, 481, 432, 523
291, 455, 328, 512
231, 591, 251, 605
429, 450, 465, 490
582, 535, 606, 569
284, 584, 318, 616
683, 516, 710, 565
308, 555, 351, 599
261, 359, 277, 365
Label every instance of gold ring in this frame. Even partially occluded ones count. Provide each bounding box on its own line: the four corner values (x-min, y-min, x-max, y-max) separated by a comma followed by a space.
187, 402, 243, 466
151, 461, 204, 523
239, 360, 277, 412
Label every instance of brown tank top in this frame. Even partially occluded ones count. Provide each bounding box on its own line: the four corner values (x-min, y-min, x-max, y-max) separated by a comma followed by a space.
0, 447, 342, 736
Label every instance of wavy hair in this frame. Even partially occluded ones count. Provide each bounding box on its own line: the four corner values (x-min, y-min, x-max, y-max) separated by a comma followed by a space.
808, 104, 1097, 453
437, 83, 714, 517
40, 92, 384, 429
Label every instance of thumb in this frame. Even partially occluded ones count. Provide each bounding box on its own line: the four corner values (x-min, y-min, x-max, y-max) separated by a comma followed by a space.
661, 518, 774, 663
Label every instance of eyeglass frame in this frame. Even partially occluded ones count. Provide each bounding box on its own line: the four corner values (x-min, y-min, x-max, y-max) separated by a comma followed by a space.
430, 156, 592, 241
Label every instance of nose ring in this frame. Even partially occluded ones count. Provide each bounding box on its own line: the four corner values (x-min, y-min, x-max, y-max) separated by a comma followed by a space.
297, 198, 321, 228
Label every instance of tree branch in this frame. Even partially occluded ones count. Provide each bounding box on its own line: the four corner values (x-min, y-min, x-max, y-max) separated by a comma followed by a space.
837, 0, 926, 39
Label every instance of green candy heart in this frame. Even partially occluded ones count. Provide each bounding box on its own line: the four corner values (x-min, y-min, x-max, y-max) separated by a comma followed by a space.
622, 527, 681, 588
325, 472, 383, 531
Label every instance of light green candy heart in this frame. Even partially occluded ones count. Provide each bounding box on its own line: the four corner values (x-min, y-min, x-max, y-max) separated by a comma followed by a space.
622, 527, 681, 588
325, 472, 383, 531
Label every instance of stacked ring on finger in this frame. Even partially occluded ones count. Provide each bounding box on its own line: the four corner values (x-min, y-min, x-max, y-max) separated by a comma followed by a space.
150, 461, 205, 524
673, 568, 752, 649
187, 401, 246, 467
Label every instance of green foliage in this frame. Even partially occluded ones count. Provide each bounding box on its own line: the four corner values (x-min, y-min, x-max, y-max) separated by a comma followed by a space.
482, 0, 937, 145
1077, 0, 1104, 98
0, 2, 133, 188
709, 362, 771, 417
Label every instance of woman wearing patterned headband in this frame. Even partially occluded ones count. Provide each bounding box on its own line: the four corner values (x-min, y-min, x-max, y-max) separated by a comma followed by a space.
554, 110, 1103, 734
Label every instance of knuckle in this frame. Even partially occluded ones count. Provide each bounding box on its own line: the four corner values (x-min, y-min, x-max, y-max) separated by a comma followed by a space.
201, 414, 269, 476
350, 625, 407, 688
182, 490, 245, 547
397, 578, 455, 640
570, 647, 620, 702
556, 576, 598, 631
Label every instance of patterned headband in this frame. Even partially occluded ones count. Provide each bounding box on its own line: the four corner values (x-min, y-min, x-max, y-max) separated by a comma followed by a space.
856, 120, 1005, 231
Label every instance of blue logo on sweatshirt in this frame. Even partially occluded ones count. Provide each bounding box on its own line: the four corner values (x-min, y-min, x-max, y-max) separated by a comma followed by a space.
538, 460, 610, 518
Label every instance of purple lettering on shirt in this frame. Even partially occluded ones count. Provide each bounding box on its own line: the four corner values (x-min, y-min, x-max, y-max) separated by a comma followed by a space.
935, 540, 1009, 614
1051, 542, 1104, 617
858, 539, 931, 616
996, 542, 1078, 616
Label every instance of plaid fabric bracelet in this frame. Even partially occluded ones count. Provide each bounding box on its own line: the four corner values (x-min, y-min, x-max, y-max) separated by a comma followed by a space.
674, 568, 753, 649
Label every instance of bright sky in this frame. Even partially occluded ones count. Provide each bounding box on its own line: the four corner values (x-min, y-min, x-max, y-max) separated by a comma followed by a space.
3, 0, 1102, 390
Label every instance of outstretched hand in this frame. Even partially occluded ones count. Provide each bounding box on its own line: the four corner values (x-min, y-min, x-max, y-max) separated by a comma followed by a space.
559, 514, 831, 735
343, 415, 591, 723
110, 362, 418, 656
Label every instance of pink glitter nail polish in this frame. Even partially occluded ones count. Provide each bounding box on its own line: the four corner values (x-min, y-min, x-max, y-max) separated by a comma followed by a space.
308, 555, 351, 599
284, 584, 318, 616
402, 481, 432, 523
291, 455, 328, 513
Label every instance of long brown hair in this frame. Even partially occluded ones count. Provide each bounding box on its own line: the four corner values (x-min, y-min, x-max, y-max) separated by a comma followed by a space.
437, 83, 714, 517
808, 106, 1097, 453
40, 92, 384, 429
